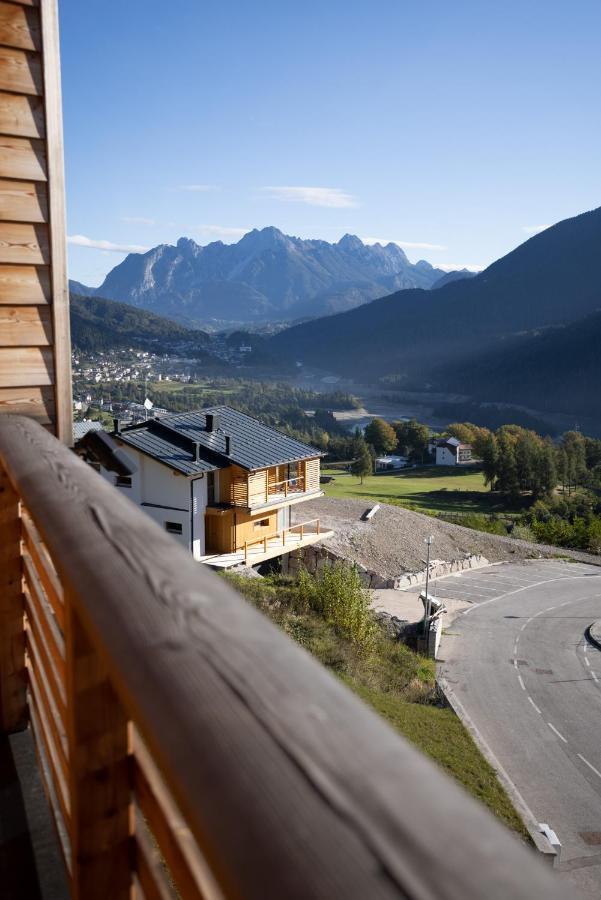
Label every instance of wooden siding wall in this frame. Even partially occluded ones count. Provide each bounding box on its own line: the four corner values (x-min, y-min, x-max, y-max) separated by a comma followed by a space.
0, 0, 71, 441
205, 507, 277, 554
305, 457, 320, 492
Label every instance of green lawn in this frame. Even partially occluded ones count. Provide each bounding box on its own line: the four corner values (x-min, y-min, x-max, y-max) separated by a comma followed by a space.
322, 466, 510, 516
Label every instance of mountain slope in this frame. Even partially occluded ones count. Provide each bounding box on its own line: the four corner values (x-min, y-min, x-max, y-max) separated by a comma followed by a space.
70, 293, 210, 353
270, 206, 601, 379
433, 311, 601, 419
70, 228, 447, 326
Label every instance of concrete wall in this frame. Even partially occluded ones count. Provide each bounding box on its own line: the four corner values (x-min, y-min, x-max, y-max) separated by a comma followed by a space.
283, 542, 490, 590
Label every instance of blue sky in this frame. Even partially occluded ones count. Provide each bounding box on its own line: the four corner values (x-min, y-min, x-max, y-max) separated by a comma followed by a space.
61, 0, 601, 286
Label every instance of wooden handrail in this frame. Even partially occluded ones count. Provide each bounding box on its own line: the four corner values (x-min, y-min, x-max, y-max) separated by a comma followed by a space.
0, 417, 563, 899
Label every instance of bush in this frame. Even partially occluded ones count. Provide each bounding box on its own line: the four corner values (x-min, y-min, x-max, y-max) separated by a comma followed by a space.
297, 563, 376, 652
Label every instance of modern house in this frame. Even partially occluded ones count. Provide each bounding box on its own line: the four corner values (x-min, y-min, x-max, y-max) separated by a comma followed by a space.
100, 405, 332, 567
374, 454, 408, 471
434, 437, 473, 466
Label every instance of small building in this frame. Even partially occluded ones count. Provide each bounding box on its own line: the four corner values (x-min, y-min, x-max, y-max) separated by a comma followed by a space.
99, 405, 332, 568
434, 437, 473, 466
374, 455, 408, 471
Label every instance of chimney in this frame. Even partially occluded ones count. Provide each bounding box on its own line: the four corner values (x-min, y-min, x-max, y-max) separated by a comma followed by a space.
113, 418, 121, 435
194, 442, 201, 462
206, 413, 220, 433
225, 435, 232, 456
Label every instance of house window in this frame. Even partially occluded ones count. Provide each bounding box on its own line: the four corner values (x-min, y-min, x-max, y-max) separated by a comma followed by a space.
115, 475, 132, 488
165, 521, 183, 535
254, 518, 270, 529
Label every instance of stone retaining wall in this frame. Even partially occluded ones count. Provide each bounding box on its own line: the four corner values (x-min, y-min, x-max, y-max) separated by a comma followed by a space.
282, 542, 490, 590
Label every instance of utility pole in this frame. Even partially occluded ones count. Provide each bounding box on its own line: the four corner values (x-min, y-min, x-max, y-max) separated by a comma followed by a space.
422, 535, 434, 636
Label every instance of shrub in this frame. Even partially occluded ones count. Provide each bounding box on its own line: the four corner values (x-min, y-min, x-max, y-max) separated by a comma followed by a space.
297, 563, 376, 651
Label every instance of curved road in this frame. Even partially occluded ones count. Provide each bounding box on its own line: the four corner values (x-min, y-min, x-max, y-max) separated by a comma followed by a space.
437, 560, 601, 899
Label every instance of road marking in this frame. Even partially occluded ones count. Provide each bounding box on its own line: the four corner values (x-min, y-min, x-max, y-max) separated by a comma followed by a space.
584, 643, 588, 653
546, 606, 556, 612
528, 696, 542, 714
578, 754, 601, 780
513, 641, 519, 654
585, 657, 591, 668
520, 622, 528, 631
518, 675, 526, 690
547, 722, 568, 743
462, 572, 601, 616
513, 659, 518, 669
593, 672, 599, 682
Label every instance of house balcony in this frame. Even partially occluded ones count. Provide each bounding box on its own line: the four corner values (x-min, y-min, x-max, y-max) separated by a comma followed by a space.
199, 518, 334, 569
0, 416, 562, 900
225, 461, 323, 512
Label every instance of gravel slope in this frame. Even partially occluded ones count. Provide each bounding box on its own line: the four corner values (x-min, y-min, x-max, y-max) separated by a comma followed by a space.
293, 496, 600, 578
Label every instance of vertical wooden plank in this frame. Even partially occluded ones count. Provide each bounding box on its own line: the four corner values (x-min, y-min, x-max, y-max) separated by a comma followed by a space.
65, 604, 132, 900
40, 0, 71, 444
0, 468, 27, 732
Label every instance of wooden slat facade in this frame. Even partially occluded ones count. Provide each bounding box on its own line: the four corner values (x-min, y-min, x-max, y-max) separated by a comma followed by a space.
0, 0, 71, 441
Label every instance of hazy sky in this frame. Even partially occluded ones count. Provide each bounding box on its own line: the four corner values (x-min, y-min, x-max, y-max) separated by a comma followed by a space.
61, 0, 601, 286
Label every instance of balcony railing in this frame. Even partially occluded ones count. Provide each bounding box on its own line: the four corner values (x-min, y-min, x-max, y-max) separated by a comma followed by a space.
0, 416, 562, 899
267, 475, 306, 497
243, 518, 321, 563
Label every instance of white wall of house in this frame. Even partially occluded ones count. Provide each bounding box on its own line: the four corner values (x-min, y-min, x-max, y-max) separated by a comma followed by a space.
101, 447, 196, 554
191, 477, 208, 560
436, 445, 457, 466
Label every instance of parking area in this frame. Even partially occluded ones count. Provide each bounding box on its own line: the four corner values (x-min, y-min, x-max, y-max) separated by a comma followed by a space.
415, 559, 601, 607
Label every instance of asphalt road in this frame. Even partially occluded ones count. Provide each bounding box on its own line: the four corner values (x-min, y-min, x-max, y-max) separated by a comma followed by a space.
437, 560, 601, 899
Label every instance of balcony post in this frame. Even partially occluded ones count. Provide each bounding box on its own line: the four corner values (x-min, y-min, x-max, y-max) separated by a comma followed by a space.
0, 470, 27, 733
65, 603, 132, 900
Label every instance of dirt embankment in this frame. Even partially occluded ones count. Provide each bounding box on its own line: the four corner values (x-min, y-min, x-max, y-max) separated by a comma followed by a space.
293, 496, 600, 579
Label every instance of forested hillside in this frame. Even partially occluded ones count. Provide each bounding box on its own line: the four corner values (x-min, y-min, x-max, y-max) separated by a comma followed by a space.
269, 206, 601, 395
70, 293, 210, 353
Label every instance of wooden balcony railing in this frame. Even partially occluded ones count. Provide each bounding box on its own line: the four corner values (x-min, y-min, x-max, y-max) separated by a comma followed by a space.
0, 416, 563, 899
267, 475, 306, 497
243, 518, 321, 563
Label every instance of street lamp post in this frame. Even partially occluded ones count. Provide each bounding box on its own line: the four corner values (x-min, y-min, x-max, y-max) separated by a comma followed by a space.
423, 535, 434, 637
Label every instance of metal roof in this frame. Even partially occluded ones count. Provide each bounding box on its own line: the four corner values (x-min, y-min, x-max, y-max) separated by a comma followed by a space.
73, 420, 104, 442
117, 406, 321, 476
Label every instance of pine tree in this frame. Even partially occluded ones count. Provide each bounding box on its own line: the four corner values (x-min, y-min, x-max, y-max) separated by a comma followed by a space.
350, 443, 373, 484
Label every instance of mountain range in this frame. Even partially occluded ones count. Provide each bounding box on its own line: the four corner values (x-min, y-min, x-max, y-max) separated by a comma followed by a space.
269, 205, 601, 423
70, 227, 450, 327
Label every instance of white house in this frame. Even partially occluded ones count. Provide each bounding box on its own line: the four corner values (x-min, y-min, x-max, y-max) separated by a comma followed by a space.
374, 455, 408, 471
434, 437, 473, 466
97, 406, 332, 568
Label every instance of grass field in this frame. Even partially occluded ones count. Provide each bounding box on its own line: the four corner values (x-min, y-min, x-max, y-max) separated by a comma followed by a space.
322, 465, 515, 516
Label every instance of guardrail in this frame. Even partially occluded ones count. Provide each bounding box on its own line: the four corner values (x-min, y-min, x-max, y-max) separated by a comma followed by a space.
0, 416, 564, 899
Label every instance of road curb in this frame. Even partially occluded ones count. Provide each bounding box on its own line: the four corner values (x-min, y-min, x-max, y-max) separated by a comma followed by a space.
587, 621, 601, 651
438, 675, 558, 865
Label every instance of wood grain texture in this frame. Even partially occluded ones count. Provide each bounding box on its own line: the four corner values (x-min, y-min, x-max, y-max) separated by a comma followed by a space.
0, 304, 51, 345
0, 222, 48, 264
133, 740, 219, 900
65, 605, 132, 900
0, 136, 46, 180
0, 46, 42, 95
0, 264, 50, 303
0, 178, 47, 221
0, 91, 44, 137
0, 416, 567, 900
0, 385, 54, 422
22, 507, 63, 628
0, 346, 53, 385
0, 469, 26, 732
0, 2, 40, 51
39, 0, 71, 442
